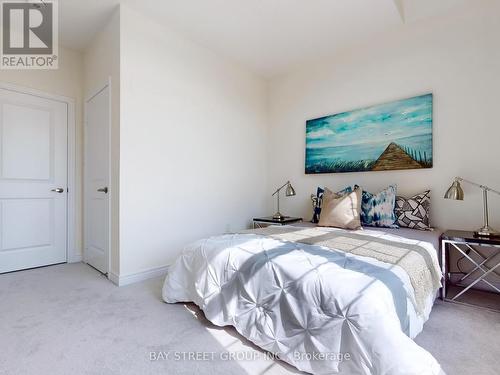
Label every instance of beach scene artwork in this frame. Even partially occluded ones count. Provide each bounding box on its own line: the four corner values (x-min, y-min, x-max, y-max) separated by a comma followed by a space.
305, 94, 433, 174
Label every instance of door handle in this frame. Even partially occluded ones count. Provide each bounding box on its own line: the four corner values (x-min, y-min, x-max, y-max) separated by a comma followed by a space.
51, 188, 65, 193
97, 187, 108, 194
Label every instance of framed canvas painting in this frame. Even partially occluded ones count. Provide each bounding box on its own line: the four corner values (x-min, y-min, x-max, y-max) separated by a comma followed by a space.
305, 93, 433, 174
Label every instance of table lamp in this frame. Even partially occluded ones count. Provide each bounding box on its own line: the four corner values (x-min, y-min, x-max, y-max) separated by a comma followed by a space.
272, 181, 296, 220
444, 177, 500, 237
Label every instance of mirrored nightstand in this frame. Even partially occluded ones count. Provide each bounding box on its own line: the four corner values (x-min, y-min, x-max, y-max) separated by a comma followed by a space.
441, 230, 500, 311
253, 216, 302, 229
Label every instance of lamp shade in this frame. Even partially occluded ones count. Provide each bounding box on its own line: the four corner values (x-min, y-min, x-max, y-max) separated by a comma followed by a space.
285, 183, 296, 197
444, 180, 464, 200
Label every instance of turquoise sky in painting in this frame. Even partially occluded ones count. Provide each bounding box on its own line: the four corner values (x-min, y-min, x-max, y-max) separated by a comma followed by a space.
306, 94, 433, 150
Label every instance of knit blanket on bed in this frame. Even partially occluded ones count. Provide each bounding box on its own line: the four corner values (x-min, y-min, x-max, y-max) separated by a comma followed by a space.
242, 226, 442, 315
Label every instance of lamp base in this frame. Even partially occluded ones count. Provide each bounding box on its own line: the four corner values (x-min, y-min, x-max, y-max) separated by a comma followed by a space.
272, 212, 286, 221
474, 225, 500, 238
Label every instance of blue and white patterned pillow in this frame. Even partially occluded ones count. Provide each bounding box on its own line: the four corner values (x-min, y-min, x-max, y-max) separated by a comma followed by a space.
311, 186, 352, 223
357, 185, 399, 228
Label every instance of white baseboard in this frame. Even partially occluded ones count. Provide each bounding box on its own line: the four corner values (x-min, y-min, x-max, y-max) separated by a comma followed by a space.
108, 271, 120, 285
108, 264, 170, 286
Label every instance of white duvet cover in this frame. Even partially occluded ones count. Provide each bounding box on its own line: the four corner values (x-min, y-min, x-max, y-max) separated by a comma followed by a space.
163, 230, 443, 375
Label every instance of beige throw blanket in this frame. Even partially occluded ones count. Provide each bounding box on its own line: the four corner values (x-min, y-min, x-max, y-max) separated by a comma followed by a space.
241, 226, 442, 315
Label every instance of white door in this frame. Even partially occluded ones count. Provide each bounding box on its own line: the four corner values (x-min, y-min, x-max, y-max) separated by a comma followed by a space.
84, 86, 110, 274
0, 88, 67, 273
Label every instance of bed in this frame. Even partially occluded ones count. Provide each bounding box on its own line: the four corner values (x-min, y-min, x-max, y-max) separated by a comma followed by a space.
163, 224, 444, 375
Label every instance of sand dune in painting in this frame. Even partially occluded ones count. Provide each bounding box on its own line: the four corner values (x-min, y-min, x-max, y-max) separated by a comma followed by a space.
372, 142, 429, 171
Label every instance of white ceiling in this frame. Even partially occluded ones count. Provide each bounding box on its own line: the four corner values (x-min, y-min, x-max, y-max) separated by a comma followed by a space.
59, 0, 470, 77
59, 1, 119, 51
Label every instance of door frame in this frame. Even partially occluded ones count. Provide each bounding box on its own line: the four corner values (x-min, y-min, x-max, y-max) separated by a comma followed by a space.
83, 78, 112, 276
0, 81, 77, 263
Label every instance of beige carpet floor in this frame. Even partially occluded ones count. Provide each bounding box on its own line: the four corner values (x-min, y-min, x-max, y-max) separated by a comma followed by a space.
0, 263, 498, 375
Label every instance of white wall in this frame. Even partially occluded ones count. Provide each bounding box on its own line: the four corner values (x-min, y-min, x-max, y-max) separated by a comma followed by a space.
83, 8, 121, 275
118, 6, 268, 276
0, 47, 84, 261
80, 1, 499, 283
267, 1, 500, 231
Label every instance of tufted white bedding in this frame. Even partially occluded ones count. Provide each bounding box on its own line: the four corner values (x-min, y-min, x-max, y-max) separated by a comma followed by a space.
163, 229, 443, 375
